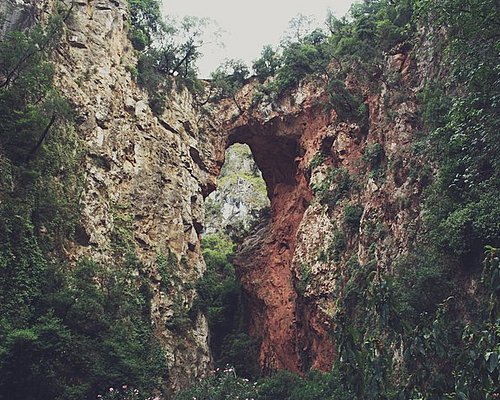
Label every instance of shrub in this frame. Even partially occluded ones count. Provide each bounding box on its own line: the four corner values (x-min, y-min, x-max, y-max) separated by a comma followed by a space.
312, 167, 354, 208
210, 59, 249, 103
257, 370, 303, 400
328, 227, 347, 263
218, 333, 260, 379
252, 45, 282, 82
308, 152, 326, 171
392, 251, 451, 322
196, 234, 258, 372
343, 204, 364, 232
362, 143, 384, 170
174, 367, 257, 400
327, 79, 367, 124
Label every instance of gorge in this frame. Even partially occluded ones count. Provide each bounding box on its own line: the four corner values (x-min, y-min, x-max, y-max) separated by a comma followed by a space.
0, 0, 498, 399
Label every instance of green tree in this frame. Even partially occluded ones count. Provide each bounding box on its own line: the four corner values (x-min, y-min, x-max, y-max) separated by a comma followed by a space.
210, 59, 249, 111
252, 45, 281, 82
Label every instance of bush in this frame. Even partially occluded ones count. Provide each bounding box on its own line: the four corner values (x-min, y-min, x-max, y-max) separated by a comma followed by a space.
362, 143, 384, 170
343, 204, 364, 232
328, 227, 347, 263
210, 59, 249, 101
174, 367, 257, 400
257, 370, 303, 400
218, 333, 260, 379
308, 152, 326, 171
252, 45, 281, 82
392, 251, 451, 322
312, 167, 354, 208
126, 2, 209, 112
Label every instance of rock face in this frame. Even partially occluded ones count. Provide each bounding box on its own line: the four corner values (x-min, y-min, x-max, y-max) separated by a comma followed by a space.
2, 0, 225, 393
211, 47, 426, 372
205, 143, 269, 239
0, 0, 38, 38
54, 0, 224, 392
3, 0, 434, 390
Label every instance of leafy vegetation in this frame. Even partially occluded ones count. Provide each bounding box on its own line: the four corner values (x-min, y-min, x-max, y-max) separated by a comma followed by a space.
195, 233, 260, 379
209, 59, 249, 111
418, 0, 500, 264
311, 167, 355, 208
126, 0, 209, 113
343, 204, 364, 232
0, 7, 165, 399
248, 0, 413, 121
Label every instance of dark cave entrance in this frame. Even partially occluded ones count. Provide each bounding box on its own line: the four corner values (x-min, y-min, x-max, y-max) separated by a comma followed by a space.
200, 142, 270, 379
200, 127, 307, 377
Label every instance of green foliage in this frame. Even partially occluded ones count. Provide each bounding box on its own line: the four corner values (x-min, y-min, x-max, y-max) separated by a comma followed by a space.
295, 262, 312, 295
248, 0, 415, 102
417, 0, 500, 262
392, 250, 451, 323
0, 257, 165, 400
210, 59, 249, 104
272, 30, 330, 95
362, 143, 384, 170
308, 152, 326, 171
175, 367, 257, 400
252, 45, 282, 82
312, 167, 354, 208
97, 385, 155, 400
126, 0, 208, 113
328, 227, 347, 263
156, 250, 177, 292
326, 79, 367, 124
127, 0, 164, 51
218, 333, 260, 380
0, 11, 70, 164
196, 233, 259, 378
257, 370, 303, 400
343, 204, 364, 232
0, 15, 165, 398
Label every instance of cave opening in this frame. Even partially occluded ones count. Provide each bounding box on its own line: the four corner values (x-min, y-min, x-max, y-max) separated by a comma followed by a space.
204, 143, 270, 243
200, 142, 270, 379
201, 125, 312, 378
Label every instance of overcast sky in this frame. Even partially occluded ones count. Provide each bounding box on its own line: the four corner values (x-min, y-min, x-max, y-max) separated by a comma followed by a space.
161, 0, 356, 77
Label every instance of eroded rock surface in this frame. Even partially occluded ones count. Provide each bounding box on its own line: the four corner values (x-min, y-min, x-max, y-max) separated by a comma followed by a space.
22, 0, 224, 393
3, 0, 434, 388
210, 47, 426, 372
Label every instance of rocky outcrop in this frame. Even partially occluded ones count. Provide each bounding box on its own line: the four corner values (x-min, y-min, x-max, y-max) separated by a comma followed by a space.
0, 0, 38, 38
209, 47, 426, 372
55, 0, 225, 391
204, 143, 269, 239
5, 0, 225, 393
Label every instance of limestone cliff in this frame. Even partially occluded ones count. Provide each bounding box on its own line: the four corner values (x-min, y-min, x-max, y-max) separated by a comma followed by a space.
55, 0, 225, 391
0, 0, 226, 392
3, 0, 488, 394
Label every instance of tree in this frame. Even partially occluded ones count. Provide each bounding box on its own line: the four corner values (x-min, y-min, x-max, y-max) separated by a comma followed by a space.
282, 13, 315, 44
252, 45, 281, 82
210, 59, 249, 111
